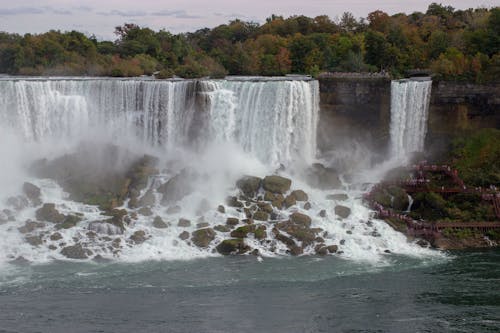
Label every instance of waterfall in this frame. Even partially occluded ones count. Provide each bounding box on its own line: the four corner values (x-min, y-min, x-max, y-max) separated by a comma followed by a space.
389, 78, 432, 160
0, 77, 318, 166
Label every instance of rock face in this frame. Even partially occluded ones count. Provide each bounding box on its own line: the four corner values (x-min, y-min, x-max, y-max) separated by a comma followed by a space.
191, 228, 216, 247
262, 176, 292, 194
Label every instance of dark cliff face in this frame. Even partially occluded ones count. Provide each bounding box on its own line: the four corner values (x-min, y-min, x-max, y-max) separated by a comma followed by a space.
318, 78, 500, 158
318, 77, 391, 159
427, 82, 500, 154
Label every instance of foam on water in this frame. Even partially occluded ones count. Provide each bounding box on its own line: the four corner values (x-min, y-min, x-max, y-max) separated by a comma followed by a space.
0, 77, 441, 267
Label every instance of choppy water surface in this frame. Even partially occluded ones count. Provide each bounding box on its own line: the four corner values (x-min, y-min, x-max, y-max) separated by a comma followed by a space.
0, 250, 498, 333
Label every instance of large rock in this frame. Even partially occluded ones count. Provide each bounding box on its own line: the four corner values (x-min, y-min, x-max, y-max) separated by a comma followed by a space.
262, 176, 292, 194
158, 169, 195, 205
61, 244, 92, 259
152, 216, 168, 228
129, 230, 147, 244
236, 176, 262, 197
31, 143, 157, 211
335, 205, 351, 219
191, 228, 216, 247
35, 203, 65, 223
230, 225, 255, 238
275, 233, 303, 255
178, 218, 191, 227
283, 195, 297, 208
306, 163, 341, 189
18, 220, 45, 234
216, 239, 250, 255
25, 235, 43, 246
289, 212, 312, 227
22, 182, 41, 205
291, 190, 308, 202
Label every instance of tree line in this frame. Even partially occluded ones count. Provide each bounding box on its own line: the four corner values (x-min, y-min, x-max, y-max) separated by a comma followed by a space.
0, 3, 499, 82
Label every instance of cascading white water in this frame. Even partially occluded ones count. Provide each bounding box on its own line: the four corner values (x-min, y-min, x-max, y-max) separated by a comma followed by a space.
204, 79, 319, 167
0, 78, 318, 166
389, 78, 432, 160
0, 77, 439, 265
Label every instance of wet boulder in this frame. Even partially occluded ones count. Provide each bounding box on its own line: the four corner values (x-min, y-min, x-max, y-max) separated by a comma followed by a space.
253, 211, 269, 221
335, 205, 351, 219
283, 194, 297, 208
158, 169, 195, 205
262, 176, 292, 194
61, 244, 92, 259
226, 196, 244, 208
138, 206, 153, 216
230, 225, 255, 238
130, 230, 148, 244
50, 232, 63, 241
57, 214, 83, 229
226, 217, 239, 226
22, 182, 42, 206
275, 233, 303, 256
327, 245, 339, 253
25, 235, 43, 246
18, 220, 45, 234
191, 228, 216, 247
216, 239, 251, 255
236, 176, 262, 197
254, 225, 267, 240
291, 190, 308, 202
179, 231, 190, 240
178, 218, 191, 227
217, 205, 226, 213
214, 225, 231, 232
35, 203, 65, 223
153, 216, 168, 229
289, 212, 312, 227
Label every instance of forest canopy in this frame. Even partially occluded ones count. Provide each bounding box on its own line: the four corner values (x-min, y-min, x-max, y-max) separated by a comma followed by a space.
0, 3, 499, 82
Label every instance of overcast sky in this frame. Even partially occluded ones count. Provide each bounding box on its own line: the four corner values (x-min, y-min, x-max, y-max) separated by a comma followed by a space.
0, 0, 497, 40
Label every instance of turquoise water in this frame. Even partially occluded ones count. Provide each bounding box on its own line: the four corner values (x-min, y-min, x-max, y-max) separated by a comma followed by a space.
0, 250, 498, 332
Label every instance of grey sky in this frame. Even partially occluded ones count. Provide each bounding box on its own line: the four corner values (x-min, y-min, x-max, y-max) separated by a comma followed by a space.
0, 0, 497, 40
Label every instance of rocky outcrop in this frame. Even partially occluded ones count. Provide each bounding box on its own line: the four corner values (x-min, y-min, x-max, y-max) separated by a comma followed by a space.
216, 239, 250, 255
191, 228, 216, 247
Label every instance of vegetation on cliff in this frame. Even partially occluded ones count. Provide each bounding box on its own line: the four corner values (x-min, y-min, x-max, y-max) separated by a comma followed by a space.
0, 4, 499, 81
